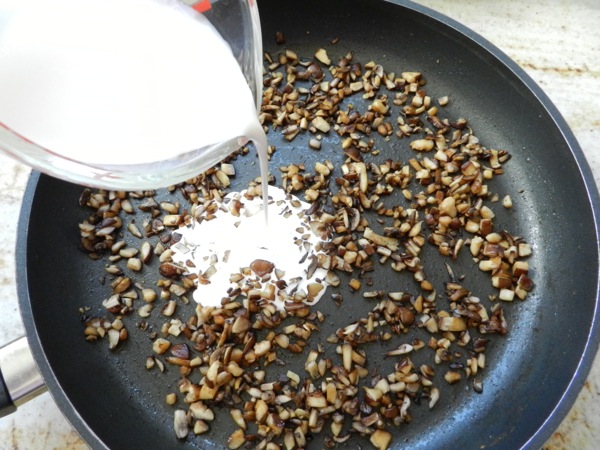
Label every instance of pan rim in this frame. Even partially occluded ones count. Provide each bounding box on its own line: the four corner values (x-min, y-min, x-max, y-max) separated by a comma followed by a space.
14, 0, 600, 448
15, 170, 110, 450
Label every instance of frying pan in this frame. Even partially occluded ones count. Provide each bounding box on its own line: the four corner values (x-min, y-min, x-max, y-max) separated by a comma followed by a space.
1, 0, 599, 448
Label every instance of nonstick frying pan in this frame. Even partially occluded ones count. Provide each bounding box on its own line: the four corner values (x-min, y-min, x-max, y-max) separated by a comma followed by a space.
1, 0, 599, 448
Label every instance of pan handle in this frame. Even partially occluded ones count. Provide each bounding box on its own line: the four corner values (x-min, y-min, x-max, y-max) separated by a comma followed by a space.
0, 336, 46, 418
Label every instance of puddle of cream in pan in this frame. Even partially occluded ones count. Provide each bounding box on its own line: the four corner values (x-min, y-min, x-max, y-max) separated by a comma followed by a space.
171, 186, 331, 309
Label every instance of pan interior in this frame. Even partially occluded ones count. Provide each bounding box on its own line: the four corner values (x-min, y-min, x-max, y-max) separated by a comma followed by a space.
17, 0, 600, 449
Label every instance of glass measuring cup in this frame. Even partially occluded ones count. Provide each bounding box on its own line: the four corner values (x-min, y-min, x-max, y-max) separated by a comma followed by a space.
0, 0, 263, 190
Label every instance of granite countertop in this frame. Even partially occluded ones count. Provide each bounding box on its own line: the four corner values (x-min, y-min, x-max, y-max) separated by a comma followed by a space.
0, 0, 599, 448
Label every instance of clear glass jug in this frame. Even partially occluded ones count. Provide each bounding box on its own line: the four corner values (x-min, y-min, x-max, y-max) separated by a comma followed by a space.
0, 0, 263, 190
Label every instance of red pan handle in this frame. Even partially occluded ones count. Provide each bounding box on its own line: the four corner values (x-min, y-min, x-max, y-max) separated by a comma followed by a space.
0, 336, 45, 417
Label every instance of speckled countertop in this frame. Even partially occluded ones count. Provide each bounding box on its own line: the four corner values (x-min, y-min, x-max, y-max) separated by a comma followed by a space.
0, 0, 599, 449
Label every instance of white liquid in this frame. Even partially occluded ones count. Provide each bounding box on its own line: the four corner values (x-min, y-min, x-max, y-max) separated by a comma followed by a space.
0, 0, 264, 166
171, 187, 330, 309
0, 0, 307, 300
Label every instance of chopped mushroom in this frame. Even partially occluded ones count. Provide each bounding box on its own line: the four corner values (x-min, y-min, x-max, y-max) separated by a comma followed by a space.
77, 43, 533, 449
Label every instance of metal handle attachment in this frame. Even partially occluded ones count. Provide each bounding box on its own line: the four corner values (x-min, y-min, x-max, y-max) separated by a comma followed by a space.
0, 336, 46, 417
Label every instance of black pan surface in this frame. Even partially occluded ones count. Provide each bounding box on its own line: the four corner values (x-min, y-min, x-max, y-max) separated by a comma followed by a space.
16, 0, 600, 449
